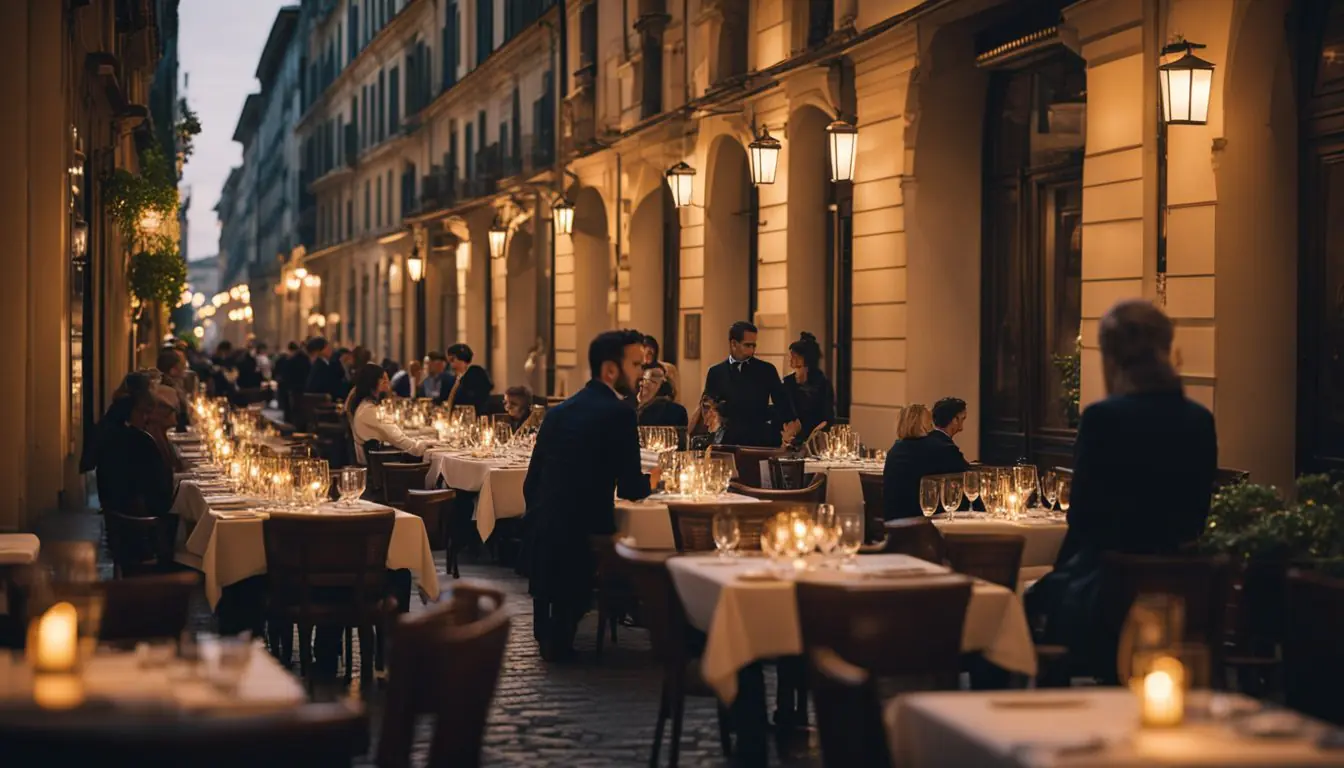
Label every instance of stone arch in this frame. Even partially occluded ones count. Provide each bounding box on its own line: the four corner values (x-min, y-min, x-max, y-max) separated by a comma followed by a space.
502, 225, 538, 391
459, 206, 495, 360
702, 133, 753, 371
569, 185, 612, 392
1213, 0, 1297, 488
627, 183, 677, 353
785, 103, 831, 359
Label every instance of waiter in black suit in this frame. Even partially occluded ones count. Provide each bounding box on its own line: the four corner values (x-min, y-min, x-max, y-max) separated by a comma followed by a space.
445, 343, 493, 411
522, 329, 659, 661
702, 321, 800, 447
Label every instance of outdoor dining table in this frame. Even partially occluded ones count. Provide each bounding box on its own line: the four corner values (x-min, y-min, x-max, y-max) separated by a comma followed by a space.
614, 491, 764, 550
886, 688, 1344, 767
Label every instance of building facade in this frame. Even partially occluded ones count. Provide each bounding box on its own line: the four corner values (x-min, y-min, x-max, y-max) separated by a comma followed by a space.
257, 0, 1335, 491
0, 0, 170, 528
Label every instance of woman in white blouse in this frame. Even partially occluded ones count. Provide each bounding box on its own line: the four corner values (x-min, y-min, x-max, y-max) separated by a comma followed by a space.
346, 363, 429, 465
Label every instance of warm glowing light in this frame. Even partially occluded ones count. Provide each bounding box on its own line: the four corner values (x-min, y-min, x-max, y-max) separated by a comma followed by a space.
456, 243, 471, 271
551, 198, 575, 238
33, 602, 78, 673
285, 276, 302, 292
33, 674, 84, 710
488, 221, 508, 260
1159, 42, 1215, 126
1140, 655, 1185, 727
138, 208, 163, 235
827, 120, 858, 183
748, 128, 781, 185
193, 326, 205, 339
191, 292, 205, 308
294, 267, 308, 279
407, 249, 424, 282
665, 162, 696, 209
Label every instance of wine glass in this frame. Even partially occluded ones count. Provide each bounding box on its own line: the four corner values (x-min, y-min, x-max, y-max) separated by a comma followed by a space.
335, 467, 367, 507
919, 477, 941, 518
1057, 478, 1071, 515
814, 504, 839, 561
941, 476, 963, 521
712, 509, 740, 558
1041, 470, 1059, 512
1013, 464, 1038, 509
963, 469, 981, 514
835, 511, 864, 566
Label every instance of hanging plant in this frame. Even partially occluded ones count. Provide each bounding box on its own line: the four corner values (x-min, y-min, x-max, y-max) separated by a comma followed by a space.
176, 99, 202, 164
129, 235, 188, 306
103, 145, 179, 242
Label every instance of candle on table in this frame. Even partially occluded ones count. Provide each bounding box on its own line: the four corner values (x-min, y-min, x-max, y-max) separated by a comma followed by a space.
33, 602, 79, 673
1141, 655, 1185, 727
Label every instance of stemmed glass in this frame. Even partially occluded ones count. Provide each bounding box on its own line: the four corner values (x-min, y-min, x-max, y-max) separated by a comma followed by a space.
1041, 470, 1059, 512
1013, 464, 1039, 511
963, 469, 981, 514
919, 477, 941, 518
835, 510, 864, 567
814, 504, 839, 564
1057, 478, 1071, 516
941, 475, 963, 521
712, 509, 740, 558
334, 467, 367, 507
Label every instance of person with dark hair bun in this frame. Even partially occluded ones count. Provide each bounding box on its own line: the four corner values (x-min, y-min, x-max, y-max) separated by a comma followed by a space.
782, 331, 835, 447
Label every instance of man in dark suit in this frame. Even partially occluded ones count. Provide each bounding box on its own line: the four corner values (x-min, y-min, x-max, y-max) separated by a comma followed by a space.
701, 321, 799, 447
305, 337, 345, 399
286, 338, 316, 417
522, 329, 659, 661
882, 401, 971, 520
96, 374, 175, 518
418, 351, 453, 400
446, 343, 493, 412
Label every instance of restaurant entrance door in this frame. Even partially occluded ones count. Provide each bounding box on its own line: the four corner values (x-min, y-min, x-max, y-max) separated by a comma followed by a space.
979, 49, 1085, 470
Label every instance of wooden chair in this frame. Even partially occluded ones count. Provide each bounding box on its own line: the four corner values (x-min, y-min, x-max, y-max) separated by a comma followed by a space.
732, 446, 789, 487
808, 648, 893, 768
795, 574, 972, 690
403, 487, 455, 554
1283, 569, 1344, 725
382, 461, 431, 509
729, 474, 827, 503
590, 534, 638, 655
942, 532, 1025, 592
768, 456, 807, 490
1095, 553, 1232, 685
364, 449, 408, 503
261, 511, 397, 685
377, 583, 511, 768
667, 501, 816, 553
0, 700, 368, 767
103, 511, 179, 578
881, 517, 948, 565
98, 571, 199, 644
614, 544, 731, 767
858, 471, 886, 544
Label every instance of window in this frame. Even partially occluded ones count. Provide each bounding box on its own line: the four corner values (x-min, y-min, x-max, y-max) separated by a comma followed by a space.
360, 86, 368, 148
387, 170, 394, 222
444, 2, 459, 88
389, 66, 401, 132
476, 0, 493, 66
335, 201, 342, 241
376, 176, 383, 228
579, 1, 597, 71
364, 180, 371, 231
499, 121, 509, 171
465, 123, 474, 178
377, 70, 386, 142
346, 199, 353, 239
348, 3, 359, 62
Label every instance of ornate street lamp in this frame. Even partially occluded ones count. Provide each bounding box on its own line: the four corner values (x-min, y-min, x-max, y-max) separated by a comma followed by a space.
551, 197, 575, 238
138, 208, 163, 236
826, 120, 858, 183
665, 162, 696, 208
1158, 41, 1215, 125
748, 128, 782, 186
488, 219, 508, 260
406, 246, 425, 282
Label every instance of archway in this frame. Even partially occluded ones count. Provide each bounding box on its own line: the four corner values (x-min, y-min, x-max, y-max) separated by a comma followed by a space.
627, 184, 679, 359
702, 135, 753, 380
460, 207, 493, 361
786, 104, 831, 374
502, 226, 538, 392
570, 186, 612, 393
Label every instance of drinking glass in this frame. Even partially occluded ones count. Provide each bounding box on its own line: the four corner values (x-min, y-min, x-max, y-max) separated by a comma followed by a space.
1013, 464, 1038, 509
941, 476, 963, 520
711, 456, 735, 495
712, 510, 741, 558
814, 504, 839, 560
963, 469, 981, 513
335, 467, 367, 506
836, 511, 864, 565
1041, 470, 1059, 511
919, 477, 941, 518
1057, 478, 1071, 514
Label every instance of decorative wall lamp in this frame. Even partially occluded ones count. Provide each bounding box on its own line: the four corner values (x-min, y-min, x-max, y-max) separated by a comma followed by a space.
748, 127, 781, 186
826, 119, 858, 183
488, 218, 509, 260
665, 162, 697, 209
1156, 38, 1215, 305
551, 197, 575, 238
406, 246, 425, 282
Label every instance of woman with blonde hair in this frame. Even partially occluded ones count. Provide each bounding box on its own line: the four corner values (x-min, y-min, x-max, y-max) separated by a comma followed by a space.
881, 403, 969, 519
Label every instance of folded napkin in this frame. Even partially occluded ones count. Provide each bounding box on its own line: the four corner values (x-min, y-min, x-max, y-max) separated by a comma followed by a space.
206, 496, 250, 509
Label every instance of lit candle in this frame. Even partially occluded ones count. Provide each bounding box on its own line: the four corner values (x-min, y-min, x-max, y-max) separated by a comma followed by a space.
1141, 655, 1185, 727
33, 674, 84, 710
33, 602, 78, 673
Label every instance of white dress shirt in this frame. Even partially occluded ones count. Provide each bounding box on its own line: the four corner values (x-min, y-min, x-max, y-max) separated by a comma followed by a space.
350, 400, 427, 465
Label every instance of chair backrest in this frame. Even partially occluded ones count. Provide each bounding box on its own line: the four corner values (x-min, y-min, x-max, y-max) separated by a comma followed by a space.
262, 511, 395, 617
298, 393, 332, 431
795, 574, 972, 683
1283, 569, 1344, 726
382, 462, 430, 508
858, 471, 885, 524
98, 571, 199, 643
364, 449, 406, 501
103, 511, 177, 578
612, 543, 690, 668
0, 701, 367, 767
1099, 553, 1231, 679
882, 517, 948, 565
809, 647, 893, 768
732, 446, 789, 487
942, 532, 1025, 591
768, 456, 807, 490
729, 473, 826, 503
378, 582, 511, 768
667, 501, 816, 553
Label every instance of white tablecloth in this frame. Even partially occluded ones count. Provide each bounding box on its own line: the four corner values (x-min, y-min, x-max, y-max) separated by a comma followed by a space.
175, 500, 440, 609
425, 451, 529, 541
934, 514, 1068, 587
614, 492, 765, 550
886, 689, 1344, 767
0, 643, 305, 713
0, 534, 40, 566
803, 461, 882, 521
667, 553, 1037, 702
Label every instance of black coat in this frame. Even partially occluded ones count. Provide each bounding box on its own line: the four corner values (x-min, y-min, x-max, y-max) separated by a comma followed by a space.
449, 365, 493, 411
96, 419, 174, 517
306, 356, 346, 400
637, 397, 688, 428
522, 381, 652, 603
881, 431, 970, 520
782, 370, 835, 446
702, 357, 795, 447
287, 353, 313, 396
